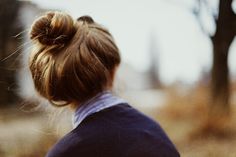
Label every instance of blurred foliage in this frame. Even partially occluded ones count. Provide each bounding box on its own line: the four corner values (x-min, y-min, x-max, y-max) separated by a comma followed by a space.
0, 106, 72, 157
155, 85, 236, 157
0, 85, 235, 157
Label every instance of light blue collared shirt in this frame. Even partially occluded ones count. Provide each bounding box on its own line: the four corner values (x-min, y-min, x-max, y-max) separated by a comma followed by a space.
72, 91, 126, 129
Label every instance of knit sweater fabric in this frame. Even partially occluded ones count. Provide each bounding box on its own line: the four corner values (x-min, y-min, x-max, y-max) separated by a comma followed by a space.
46, 103, 180, 157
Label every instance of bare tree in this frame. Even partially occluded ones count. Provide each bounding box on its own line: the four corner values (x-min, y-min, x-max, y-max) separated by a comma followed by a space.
194, 0, 236, 116
0, 0, 20, 106
148, 32, 162, 89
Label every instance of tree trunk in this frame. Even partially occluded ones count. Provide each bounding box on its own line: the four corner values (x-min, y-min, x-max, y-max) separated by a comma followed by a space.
0, 42, 8, 105
0, 0, 20, 107
209, 0, 235, 116
210, 39, 230, 115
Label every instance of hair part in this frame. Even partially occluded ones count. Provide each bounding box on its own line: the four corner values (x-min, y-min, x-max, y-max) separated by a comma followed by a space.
29, 11, 121, 107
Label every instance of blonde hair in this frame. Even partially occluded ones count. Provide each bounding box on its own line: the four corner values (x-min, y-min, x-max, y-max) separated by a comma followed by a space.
29, 11, 121, 107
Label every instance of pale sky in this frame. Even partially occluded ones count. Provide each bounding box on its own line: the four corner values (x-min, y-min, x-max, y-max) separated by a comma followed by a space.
29, 0, 236, 84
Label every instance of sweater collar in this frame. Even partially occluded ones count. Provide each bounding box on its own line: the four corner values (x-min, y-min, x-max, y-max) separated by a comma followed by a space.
72, 91, 126, 128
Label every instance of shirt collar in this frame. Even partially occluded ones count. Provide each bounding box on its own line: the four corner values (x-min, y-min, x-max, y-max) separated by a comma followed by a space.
72, 90, 126, 129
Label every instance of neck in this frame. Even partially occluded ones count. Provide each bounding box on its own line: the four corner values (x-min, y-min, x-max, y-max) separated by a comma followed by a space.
70, 89, 113, 111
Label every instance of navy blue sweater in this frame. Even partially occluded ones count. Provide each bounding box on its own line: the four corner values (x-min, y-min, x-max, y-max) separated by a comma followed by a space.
46, 103, 180, 157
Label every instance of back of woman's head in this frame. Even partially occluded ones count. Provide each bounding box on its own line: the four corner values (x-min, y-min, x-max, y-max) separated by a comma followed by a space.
29, 11, 121, 106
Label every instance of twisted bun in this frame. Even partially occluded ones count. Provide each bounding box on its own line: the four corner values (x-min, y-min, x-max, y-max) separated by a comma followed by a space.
30, 12, 76, 46
77, 15, 94, 24
29, 12, 121, 107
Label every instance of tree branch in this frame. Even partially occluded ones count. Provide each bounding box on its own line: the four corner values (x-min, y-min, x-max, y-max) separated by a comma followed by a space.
214, 0, 235, 39
193, 0, 214, 38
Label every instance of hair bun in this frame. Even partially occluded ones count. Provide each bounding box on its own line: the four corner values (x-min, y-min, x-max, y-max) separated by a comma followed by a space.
77, 15, 94, 24
30, 12, 76, 46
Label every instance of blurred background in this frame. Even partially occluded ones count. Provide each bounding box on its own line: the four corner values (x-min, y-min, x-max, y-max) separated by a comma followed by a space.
0, 0, 236, 156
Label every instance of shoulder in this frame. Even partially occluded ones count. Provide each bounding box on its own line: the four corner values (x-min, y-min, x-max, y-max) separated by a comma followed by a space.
46, 103, 180, 157
45, 126, 102, 157
96, 103, 180, 156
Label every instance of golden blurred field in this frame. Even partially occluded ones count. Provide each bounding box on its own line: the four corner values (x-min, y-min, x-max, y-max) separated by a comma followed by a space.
0, 85, 236, 157
155, 85, 236, 157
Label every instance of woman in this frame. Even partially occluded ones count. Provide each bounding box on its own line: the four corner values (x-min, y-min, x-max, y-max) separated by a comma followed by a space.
29, 11, 180, 157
